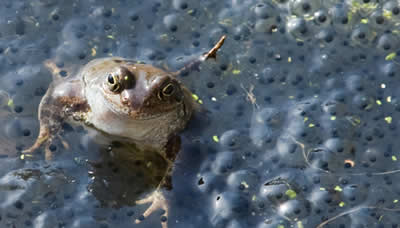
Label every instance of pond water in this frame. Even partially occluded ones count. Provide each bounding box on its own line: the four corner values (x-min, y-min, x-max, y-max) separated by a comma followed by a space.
1, 0, 400, 227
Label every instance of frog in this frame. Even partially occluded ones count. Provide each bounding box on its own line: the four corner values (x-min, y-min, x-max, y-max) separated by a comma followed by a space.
22, 57, 195, 160
23, 35, 226, 228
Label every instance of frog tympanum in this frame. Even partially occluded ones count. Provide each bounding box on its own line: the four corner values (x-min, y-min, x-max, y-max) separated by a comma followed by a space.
23, 36, 226, 228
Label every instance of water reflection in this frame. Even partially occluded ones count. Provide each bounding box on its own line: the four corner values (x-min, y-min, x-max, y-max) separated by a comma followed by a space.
87, 141, 170, 208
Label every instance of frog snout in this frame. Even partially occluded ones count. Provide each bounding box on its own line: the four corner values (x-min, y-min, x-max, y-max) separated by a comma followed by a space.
120, 89, 143, 108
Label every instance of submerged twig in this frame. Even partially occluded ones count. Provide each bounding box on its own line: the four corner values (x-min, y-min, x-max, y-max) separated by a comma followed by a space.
290, 135, 400, 177
241, 83, 259, 110
289, 135, 330, 174
316, 206, 400, 228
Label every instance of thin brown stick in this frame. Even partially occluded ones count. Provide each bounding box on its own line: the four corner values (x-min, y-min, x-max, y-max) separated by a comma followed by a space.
175, 35, 226, 76
202, 35, 226, 60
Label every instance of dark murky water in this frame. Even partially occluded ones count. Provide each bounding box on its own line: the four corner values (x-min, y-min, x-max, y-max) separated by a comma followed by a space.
1, 0, 400, 227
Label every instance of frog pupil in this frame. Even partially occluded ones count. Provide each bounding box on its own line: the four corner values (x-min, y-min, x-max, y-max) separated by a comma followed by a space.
163, 84, 175, 95
108, 74, 115, 84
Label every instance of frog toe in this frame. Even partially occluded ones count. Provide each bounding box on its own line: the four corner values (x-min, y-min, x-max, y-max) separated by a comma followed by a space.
22, 133, 50, 155
22, 147, 36, 155
135, 190, 169, 228
22, 130, 58, 161
21, 140, 51, 160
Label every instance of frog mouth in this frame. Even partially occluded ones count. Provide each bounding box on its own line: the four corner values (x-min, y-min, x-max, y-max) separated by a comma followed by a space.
106, 98, 184, 121
128, 103, 185, 120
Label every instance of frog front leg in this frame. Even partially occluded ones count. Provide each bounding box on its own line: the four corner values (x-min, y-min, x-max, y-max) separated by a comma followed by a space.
23, 61, 88, 160
22, 94, 66, 160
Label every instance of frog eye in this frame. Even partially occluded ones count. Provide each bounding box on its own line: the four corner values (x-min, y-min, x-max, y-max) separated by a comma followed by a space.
107, 73, 121, 92
162, 83, 175, 96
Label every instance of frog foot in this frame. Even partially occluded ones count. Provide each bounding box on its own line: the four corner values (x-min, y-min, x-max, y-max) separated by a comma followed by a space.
22, 129, 69, 161
23, 139, 54, 161
135, 190, 169, 228
22, 126, 52, 160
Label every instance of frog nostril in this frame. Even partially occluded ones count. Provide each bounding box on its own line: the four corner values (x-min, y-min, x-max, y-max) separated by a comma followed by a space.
121, 95, 129, 104
175, 94, 183, 103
